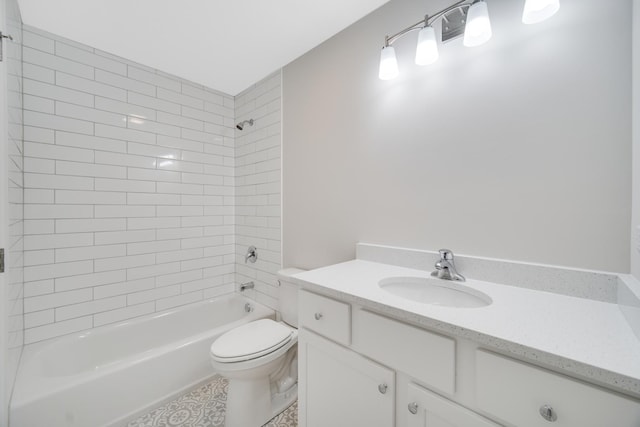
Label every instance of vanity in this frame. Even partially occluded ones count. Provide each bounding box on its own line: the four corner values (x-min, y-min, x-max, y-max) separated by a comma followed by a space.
291, 244, 640, 427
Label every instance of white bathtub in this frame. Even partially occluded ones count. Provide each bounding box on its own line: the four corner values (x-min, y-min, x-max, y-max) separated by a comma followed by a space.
10, 294, 274, 427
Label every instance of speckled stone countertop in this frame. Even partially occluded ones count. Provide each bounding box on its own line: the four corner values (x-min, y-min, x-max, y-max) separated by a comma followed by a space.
290, 258, 640, 398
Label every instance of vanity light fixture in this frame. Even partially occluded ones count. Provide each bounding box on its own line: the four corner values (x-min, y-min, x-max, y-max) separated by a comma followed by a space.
522, 0, 560, 25
378, 0, 560, 80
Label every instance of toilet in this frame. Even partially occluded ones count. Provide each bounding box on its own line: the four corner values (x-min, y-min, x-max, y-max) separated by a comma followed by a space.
210, 268, 304, 427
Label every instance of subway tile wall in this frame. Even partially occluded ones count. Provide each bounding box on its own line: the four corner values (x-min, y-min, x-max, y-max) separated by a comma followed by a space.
234, 72, 282, 309
21, 25, 238, 343
5, 0, 24, 406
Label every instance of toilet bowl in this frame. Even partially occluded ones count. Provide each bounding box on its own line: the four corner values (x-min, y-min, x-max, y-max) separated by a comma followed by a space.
210, 268, 304, 427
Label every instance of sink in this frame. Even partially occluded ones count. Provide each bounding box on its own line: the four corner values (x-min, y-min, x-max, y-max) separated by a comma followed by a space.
378, 276, 492, 308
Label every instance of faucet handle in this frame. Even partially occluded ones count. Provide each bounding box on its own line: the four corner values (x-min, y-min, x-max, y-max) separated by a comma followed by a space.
439, 249, 454, 261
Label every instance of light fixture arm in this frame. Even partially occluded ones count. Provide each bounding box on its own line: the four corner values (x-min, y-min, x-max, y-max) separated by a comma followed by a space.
425, 0, 470, 26
383, 0, 470, 47
385, 18, 427, 47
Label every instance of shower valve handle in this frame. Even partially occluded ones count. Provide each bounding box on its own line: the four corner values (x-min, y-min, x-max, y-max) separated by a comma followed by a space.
245, 246, 257, 263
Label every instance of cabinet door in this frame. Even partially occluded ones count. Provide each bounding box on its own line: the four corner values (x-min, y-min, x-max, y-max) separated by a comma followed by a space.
299, 329, 395, 427
407, 382, 501, 427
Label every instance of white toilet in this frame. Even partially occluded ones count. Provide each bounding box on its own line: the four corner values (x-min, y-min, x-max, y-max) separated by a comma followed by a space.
210, 268, 303, 427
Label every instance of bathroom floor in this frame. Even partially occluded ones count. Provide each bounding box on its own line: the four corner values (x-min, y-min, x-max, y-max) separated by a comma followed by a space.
126, 376, 297, 427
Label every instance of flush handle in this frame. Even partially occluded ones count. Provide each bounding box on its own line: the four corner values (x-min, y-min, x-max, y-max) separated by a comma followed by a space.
539, 405, 557, 422
314, 312, 323, 320
378, 383, 388, 394
408, 402, 419, 414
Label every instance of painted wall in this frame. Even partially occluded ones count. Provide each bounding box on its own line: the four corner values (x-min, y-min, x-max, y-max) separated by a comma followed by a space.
21, 26, 237, 343
234, 71, 282, 309
283, 0, 632, 272
2, 0, 23, 421
633, 0, 640, 280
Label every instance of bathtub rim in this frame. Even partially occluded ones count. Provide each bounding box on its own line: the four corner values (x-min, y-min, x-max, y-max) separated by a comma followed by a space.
11, 293, 274, 408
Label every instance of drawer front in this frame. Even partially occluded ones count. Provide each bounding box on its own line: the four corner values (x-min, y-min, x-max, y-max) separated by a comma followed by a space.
353, 309, 456, 395
407, 382, 501, 427
475, 350, 640, 427
299, 290, 351, 346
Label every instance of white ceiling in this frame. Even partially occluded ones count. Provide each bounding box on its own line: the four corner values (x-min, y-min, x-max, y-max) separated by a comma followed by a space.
17, 0, 390, 95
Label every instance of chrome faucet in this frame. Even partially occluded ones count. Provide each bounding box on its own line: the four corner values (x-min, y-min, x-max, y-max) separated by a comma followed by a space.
431, 249, 465, 282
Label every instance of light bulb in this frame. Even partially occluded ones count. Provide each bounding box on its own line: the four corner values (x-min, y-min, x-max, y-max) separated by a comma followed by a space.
522, 0, 560, 24
379, 46, 399, 80
463, 0, 492, 47
415, 26, 439, 66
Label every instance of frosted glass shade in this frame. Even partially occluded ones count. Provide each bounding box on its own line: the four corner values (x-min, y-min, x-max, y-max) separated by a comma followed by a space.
463, 1, 492, 47
415, 26, 439, 66
522, 0, 560, 24
379, 46, 399, 80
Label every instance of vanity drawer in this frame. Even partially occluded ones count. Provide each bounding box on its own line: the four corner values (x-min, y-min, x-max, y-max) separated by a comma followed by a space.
407, 382, 501, 427
299, 290, 351, 346
353, 309, 455, 395
475, 350, 640, 427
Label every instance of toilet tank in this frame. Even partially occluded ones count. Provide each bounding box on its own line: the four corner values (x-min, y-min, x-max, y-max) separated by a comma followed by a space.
277, 268, 306, 327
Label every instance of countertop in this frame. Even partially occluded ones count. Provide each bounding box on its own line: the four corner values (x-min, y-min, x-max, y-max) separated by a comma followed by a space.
291, 259, 640, 397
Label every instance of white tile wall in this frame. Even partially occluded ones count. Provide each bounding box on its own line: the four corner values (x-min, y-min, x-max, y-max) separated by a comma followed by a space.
4, 0, 24, 412
21, 25, 237, 343
234, 72, 282, 309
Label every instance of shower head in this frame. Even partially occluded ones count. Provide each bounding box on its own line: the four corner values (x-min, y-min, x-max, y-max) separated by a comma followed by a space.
236, 119, 254, 131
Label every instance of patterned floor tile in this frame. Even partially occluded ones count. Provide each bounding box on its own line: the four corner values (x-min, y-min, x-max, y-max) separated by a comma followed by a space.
126, 376, 297, 427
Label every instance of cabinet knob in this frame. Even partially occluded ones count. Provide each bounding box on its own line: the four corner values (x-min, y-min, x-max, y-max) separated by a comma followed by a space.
314, 312, 323, 320
408, 402, 419, 414
539, 404, 557, 422
378, 383, 388, 394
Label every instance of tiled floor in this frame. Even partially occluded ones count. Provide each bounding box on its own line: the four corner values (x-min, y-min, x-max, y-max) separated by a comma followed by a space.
126, 376, 297, 427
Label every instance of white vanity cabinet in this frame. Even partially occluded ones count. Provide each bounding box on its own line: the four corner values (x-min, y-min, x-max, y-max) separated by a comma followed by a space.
298, 290, 640, 427
298, 290, 492, 427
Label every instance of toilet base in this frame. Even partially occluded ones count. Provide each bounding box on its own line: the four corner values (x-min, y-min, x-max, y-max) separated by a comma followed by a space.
225, 376, 271, 427
271, 383, 298, 419
225, 379, 297, 427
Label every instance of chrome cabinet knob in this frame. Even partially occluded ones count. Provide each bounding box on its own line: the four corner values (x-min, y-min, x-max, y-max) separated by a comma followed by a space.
408, 402, 419, 414
314, 313, 323, 320
378, 383, 388, 394
539, 405, 557, 422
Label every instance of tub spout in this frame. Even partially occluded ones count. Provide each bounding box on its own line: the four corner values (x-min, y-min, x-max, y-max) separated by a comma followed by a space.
240, 281, 255, 292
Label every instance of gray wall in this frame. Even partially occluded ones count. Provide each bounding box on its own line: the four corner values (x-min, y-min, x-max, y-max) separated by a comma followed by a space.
283, 0, 632, 272
633, 0, 640, 280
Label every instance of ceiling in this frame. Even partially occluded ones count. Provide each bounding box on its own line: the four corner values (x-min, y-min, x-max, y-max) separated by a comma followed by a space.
17, 0, 390, 95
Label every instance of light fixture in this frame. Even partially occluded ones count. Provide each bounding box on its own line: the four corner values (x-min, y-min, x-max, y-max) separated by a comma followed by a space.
463, 0, 492, 47
378, 0, 560, 80
522, 0, 560, 25
415, 26, 439, 66
378, 45, 399, 80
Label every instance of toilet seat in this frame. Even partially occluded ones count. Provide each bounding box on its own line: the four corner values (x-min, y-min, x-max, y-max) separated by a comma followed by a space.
210, 319, 293, 363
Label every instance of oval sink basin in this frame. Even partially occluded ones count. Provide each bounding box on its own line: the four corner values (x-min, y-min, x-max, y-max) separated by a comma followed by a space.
378, 276, 492, 308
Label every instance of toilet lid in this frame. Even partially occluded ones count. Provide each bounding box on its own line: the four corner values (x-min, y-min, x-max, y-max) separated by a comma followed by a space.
210, 319, 293, 362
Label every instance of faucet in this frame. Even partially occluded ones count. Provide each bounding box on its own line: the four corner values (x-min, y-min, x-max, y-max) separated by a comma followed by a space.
431, 249, 465, 282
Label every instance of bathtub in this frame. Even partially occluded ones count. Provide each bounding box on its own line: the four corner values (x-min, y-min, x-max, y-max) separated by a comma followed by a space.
10, 294, 274, 427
